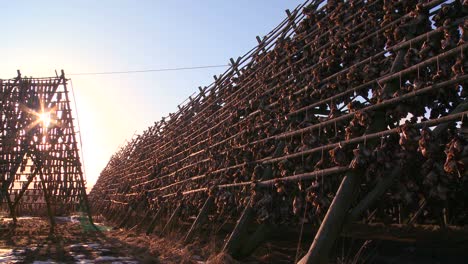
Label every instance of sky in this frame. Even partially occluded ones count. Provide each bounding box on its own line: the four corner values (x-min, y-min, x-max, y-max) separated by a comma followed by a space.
0, 0, 305, 191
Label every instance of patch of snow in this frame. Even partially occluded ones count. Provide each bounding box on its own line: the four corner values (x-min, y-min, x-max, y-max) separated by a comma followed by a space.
76, 260, 94, 264
55, 216, 71, 222
70, 215, 83, 223
69, 244, 84, 249
95, 256, 119, 261
0, 248, 13, 254
0, 247, 25, 263
13, 248, 26, 254
84, 243, 101, 249
2, 216, 39, 223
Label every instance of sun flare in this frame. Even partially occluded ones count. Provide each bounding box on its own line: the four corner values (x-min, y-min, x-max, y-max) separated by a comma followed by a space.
38, 112, 52, 128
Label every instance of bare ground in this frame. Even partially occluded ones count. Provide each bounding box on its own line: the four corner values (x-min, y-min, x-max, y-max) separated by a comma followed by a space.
0, 216, 197, 263
2, 216, 467, 263
0, 216, 253, 263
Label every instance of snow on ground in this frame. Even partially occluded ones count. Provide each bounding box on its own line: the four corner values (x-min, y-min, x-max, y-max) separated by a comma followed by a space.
0, 216, 140, 263
0, 241, 140, 264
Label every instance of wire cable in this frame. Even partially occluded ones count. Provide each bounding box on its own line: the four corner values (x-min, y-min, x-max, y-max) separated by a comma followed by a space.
70, 79, 87, 182
67, 64, 229, 76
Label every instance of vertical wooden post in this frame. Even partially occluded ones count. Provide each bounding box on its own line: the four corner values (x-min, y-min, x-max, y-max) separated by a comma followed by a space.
184, 196, 214, 243
298, 171, 361, 264
285, 9, 297, 31
256, 36, 266, 53
222, 198, 254, 257
39, 171, 56, 233
4, 193, 17, 224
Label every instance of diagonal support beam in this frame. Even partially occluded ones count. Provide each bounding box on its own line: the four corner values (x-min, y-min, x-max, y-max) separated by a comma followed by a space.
184, 195, 214, 243
146, 207, 164, 235
222, 198, 255, 257
347, 168, 400, 222
161, 203, 182, 235
298, 171, 361, 264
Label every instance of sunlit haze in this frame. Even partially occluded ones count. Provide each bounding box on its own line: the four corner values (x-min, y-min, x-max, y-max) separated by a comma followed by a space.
0, 1, 304, 191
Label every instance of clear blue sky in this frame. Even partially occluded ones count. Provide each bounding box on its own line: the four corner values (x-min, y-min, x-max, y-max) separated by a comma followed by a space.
0, 0, 305, 190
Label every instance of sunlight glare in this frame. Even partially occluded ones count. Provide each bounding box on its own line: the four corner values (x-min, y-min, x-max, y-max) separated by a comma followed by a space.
39, 112, 52, 128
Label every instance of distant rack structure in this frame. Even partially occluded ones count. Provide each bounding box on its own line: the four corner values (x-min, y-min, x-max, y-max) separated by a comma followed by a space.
90, 0, 468, 262
0, 70, 92, 229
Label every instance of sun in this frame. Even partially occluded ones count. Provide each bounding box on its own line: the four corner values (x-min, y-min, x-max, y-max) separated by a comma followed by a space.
38, 112, 52, 128
21, 100, 58, 132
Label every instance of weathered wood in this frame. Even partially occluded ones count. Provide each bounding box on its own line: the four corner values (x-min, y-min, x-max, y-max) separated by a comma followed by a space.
83, 2, 468, 262
0, 73, 90, 224
298, 171, 361, 264
115, 205, 129, 224
347, 99, 468, 224
146, 207, 164, 235
131, 210, 151, 231
117, 207, 132, 228
12, 168, 39, 209
4, 193, 17, 224
125, 201, 148, 229
161, 203, 182, 235
39, 171, 56, 233
184, 196, 214, 243
347, 168, 401, 222
239, 222, 273, 258
222, 199, 255, 257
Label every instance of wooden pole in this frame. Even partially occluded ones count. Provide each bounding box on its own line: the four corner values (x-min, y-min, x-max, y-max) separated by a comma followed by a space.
131, 209, 151, 231
161, 203, 182, 235
39, 171, 56, 233
4, 193, 17, 224
146, 207, 164, 235
222, 198, 255, 257
238, 222, 273, 258
110, 204, 127, 224
298, 171, 361, 264
12, 168, 39, 208
347, 168, 400, 222
117, 206, 132, 229
184, 196, 214, 243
